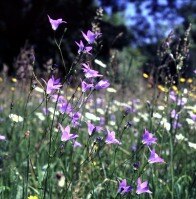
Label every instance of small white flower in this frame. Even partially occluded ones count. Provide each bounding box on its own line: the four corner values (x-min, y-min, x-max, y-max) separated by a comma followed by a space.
183, 88, 188, 94
133, 117, 140, 123
85, 112, 100, 121
9, 114, 23, 123
158, 105, 165, 110
138, 112, 149, 121
188, 142, 196, 150
35, 112, 45, 121
176, 133, 187, 141
94, 59, 107, 68
106, 87, 117, 93
97, 108, 105, 115
153, 112, 162, 119
109, 121, 116, 126
34, 87, 44, 93
48, 107, 59, 116
186, 118, 195, 125
160, 118, 171, 131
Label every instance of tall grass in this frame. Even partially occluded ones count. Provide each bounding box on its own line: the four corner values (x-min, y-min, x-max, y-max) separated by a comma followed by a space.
0, 16, 195, 199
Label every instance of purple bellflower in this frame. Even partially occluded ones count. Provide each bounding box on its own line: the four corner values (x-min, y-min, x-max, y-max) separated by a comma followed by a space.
105, 129, 121, 145
148, 149, 165, 164
73, 140, 82, 148
136, 177, 152, 194
118, 179, 132, 195
71, 112, 81, 127
169, 91, 177, 102
0, 135, 6, 141
42, 107, 49, 115
52, 95, 72, 115
75, 40, 92, 54
189, 112, 196, 121
177, 97, 187, 106
58, 102, 72, 115
82, 30, 101, 44
51, 95, 65, 104
81, 80, 94, 92
87, 121, 102, 136
48, 15, 66, 31
43, 76, 62, 95
172, 120, 182, 129
95, 80, 110, 90
59, 124, 78, 142
142, 129, 157, 146
82, 63, 102, 79
171, 109, 179, 120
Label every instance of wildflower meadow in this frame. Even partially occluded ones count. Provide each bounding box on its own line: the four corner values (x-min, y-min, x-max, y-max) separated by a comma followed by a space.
0, 9, 196, 199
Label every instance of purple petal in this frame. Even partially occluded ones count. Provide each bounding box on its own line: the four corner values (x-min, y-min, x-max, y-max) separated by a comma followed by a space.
48, 15, 66, 31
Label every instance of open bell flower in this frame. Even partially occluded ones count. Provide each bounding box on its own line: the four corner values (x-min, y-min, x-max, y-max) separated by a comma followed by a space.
59, 124, 78, 142
43, 76, 62, 95
81, 80, 94, 92
73, 140, 82, 148
48, 15, 66, 31
118, 179, 132, 195
75, 40, 92, 54
142, 129, 157, 146
95, 80, 110, 90
82, 63, 102, 79
148, 149, 165, 164
105, 129, 121, 145
136, 177, 152, 194
87, 121, 102, 136
81, 30, 101, 44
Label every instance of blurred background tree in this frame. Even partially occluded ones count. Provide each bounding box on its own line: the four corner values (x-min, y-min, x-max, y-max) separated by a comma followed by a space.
0, 0, 195, 77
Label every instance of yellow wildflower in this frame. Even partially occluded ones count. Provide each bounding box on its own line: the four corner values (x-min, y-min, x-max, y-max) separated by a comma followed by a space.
187, 78, 193, 83
28, 196, 38, 199
143, 73, 149, 78
180, 77, 186, 83
11, 78, 17, 83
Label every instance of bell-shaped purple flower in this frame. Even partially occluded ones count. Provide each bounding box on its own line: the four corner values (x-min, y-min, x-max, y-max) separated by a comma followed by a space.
0, 135, 6, 141
81, 30, 101, 44
71, 112, 81, 127
148, 149, 165, 164
105, 129, 121, 145
171, 109, 179, 119
142, 129, 157, 146
44, 76, 62, 95
59, 124, 78, 142
118, 179, 132, 195
95, 80, 110, 90
58, 102, 72, 115
48, 15, 66, 31
73, 140, 82, 148
82, 63, 102, 79
53, 95, 72, 115
81, 80, 94, 92
87, 121, 102, 136
169, 91, 177, 102
75, 40, 92, 54
136, 177, 152, 194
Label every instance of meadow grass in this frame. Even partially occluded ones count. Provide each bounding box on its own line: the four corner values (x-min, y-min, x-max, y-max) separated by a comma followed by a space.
0, 17, 195, 199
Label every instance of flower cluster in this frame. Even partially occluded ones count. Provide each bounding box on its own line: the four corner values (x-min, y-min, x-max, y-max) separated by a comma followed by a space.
118, 177, 151, 195
142, 129, 165, 164
117, 129, 165, 195
45, 17, 116, 150
81, 63, 110, 93
75, 30, 101, 55
46, 15, 167, 197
